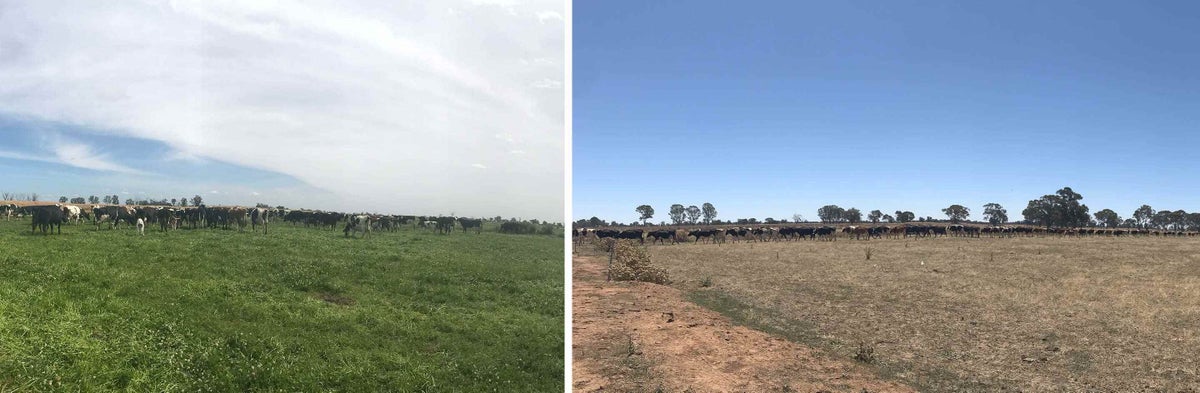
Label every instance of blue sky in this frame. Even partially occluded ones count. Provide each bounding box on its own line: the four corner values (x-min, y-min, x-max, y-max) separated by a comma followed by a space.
0, 1, 563, 221
574, 1, 1200, 224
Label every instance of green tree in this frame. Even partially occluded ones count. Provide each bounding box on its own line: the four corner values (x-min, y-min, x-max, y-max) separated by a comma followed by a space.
685, 205, 701, 224
817, 205, 845, 223
1133, 205, 1154, 229
668, 204, 686, 225
882, 214, 895, 223
192, 195, 203, 207
701, 202, 717, 224
588, 217, 604, 227
942, 204, 970, 223
982, 203, 1008, 225
1093, 209, 1121, 228
59, 196, 68, 203
868, 210, 882, 223
844, 208, 863, 224
1022, 187, 1090, 228
894, 210, 915, 223
792, 213, 805, 223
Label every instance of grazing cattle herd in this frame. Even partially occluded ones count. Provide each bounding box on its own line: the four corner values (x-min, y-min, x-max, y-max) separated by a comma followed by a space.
573, 223, 1198, 246
4, 202, 495, 237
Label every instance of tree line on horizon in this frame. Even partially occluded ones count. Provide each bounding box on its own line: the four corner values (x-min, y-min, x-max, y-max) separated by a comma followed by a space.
574, 187, 1200, 232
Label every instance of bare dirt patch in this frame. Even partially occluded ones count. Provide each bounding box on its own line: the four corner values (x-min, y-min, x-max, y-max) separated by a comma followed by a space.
313, 291, 355, 306
646, 236, 1200, 392
572, 250, 914, 392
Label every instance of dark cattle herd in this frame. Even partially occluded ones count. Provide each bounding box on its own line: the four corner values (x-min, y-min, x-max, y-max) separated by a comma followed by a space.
3, 202, 492, 237
573, 223, 1198, 246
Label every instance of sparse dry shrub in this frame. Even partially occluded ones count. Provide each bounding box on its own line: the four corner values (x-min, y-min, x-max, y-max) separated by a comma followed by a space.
853, 341, 876, 364
610, 241, 671, 284
593, 237, 618, 253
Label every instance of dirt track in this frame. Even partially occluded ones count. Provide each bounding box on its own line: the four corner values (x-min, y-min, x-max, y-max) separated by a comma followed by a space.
572, 253, 914, 392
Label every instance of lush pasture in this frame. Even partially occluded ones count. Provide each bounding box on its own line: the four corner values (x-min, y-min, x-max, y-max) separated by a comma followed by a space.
645, 236, 1200, 392
0, 219, 563, 392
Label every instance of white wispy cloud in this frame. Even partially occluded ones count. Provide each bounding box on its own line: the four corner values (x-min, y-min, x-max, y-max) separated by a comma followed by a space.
0, 0, 563, 220
531, 79, 563, 89
0, 138, 149, 175
536, 11, 563, 23
471, 163, 487, 169
51, 140, 148, 175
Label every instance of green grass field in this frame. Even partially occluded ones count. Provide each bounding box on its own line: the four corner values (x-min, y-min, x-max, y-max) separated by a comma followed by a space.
0, 219, 563, 392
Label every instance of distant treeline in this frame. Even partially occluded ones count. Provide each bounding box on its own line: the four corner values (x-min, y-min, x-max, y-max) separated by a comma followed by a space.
577, 186, 1200, 231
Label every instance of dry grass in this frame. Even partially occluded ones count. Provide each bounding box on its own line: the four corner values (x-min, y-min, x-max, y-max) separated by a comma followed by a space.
647, 236, 1200, 392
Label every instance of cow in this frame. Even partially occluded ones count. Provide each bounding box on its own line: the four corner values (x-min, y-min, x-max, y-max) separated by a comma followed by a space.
92, 206, 126, 229
156, 207, 176, 232
344, 215, 372, 238
869, 226, 889, 239
594, 229, 619, 239
0, 203, 16, 220
647, 230, 675, 245
62, 205, 82, 224
725, 227, 748, 243
435, 217, 456, 234
29, 205, 66, 234
842, 226, 870, 240
814, 226, 837, 241
616, 229, 645, 244
689, 229, 722, 244
250, 207, 269, 234
228, 207, 249, 231
458, 218, 483, 234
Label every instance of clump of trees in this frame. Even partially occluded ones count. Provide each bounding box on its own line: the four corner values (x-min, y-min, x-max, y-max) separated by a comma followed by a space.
1021, 187, 1090, 228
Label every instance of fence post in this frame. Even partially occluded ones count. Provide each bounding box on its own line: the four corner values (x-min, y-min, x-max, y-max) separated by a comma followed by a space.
607, 245, 614, 282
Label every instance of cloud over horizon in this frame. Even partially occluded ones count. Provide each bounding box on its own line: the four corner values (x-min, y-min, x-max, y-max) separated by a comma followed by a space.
0, 0, 564, 221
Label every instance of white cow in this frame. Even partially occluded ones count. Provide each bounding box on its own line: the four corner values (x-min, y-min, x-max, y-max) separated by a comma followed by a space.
63, 205, 82, 224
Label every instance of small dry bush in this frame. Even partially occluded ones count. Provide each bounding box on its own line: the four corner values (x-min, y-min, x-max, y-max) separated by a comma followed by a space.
854, 342, 876, 364
610, 241, 671, 284
593, 237, 617, 253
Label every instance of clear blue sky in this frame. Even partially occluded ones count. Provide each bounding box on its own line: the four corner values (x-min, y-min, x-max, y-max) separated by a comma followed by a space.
574, 1, 1200, 225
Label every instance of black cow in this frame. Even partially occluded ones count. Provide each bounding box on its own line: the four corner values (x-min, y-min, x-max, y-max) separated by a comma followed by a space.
30, 205, 67, 234
647, 230, 674, 244
616, 229, 644, 244
458, 218, 483, 234
594, 229, 619, 239
435, 217, 456, 234
814, 226, 836, 241
689, 229, 722, 244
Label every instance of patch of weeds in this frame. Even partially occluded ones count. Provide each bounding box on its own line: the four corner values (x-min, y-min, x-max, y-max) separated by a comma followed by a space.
700, 276, 713, 288
853, 341, 876, 364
